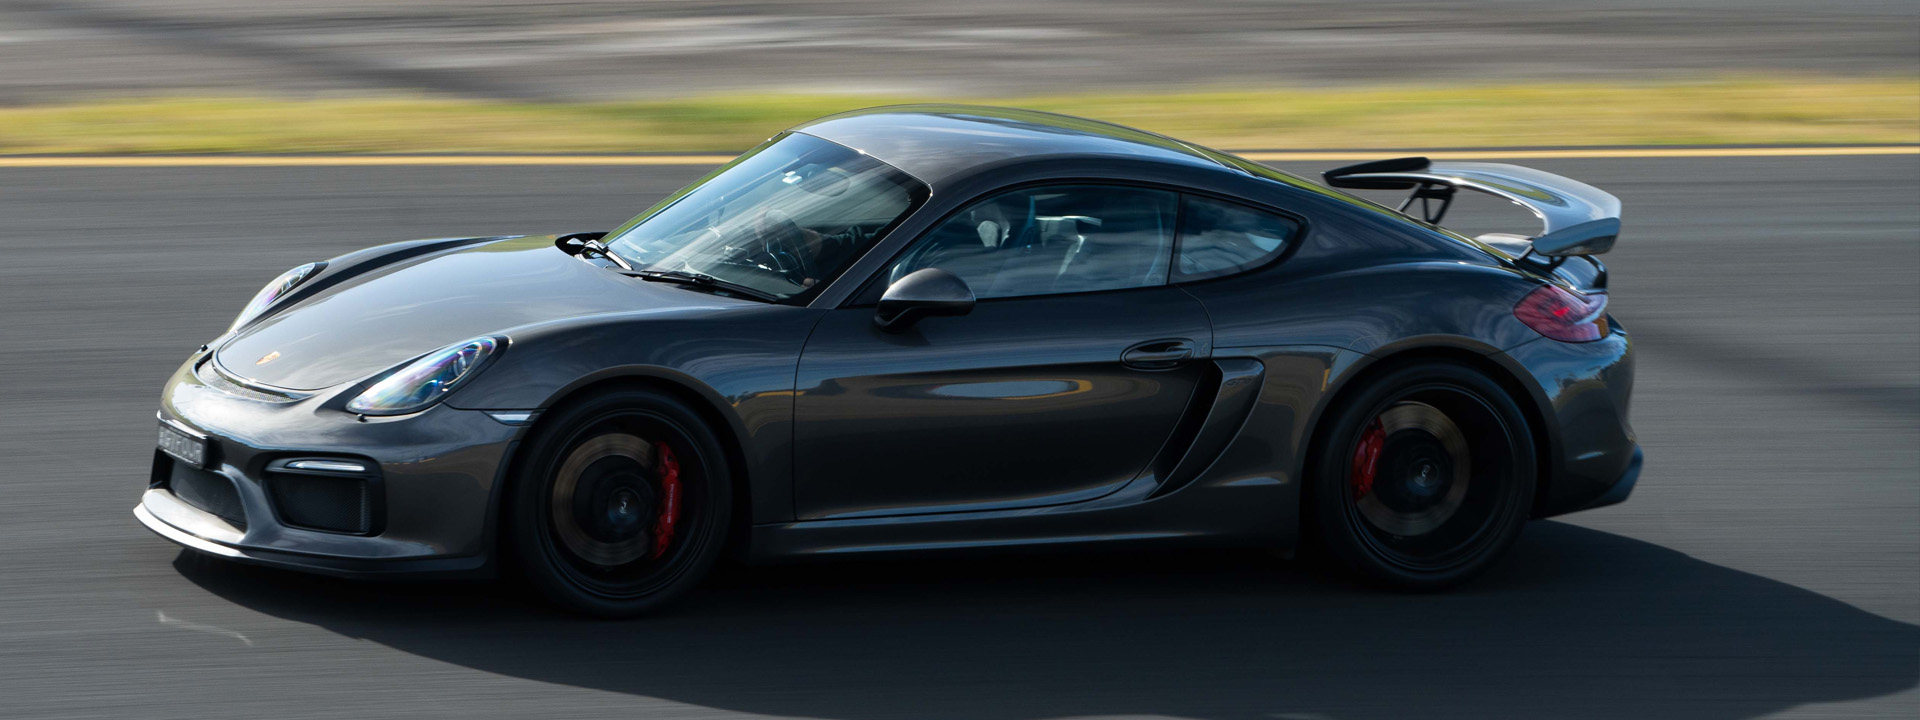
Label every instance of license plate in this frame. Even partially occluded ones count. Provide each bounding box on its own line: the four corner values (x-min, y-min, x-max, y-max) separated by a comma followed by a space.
158, 421, 209, 468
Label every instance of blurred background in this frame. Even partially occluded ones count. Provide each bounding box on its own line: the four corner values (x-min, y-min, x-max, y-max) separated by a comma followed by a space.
4, 0, 1913, 99
0, 0, 1915, 152
0, 1, 1916, 719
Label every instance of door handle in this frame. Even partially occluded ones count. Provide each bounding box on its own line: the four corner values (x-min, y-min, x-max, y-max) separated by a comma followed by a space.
1121, 339, 1195, 369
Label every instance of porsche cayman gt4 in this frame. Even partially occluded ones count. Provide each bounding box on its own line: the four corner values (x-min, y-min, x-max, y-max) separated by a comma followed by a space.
139, 106, 1639, 616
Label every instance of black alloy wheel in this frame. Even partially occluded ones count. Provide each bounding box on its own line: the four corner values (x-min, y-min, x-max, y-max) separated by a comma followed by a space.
1309, 361, 1535, 589
509, 388, 732, 617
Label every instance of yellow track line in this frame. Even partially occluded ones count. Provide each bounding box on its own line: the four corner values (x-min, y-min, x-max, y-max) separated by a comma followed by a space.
0, 146, 1911, 167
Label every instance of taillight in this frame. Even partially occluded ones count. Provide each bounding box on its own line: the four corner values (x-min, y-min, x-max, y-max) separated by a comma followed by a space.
1514, 284, 1610, 342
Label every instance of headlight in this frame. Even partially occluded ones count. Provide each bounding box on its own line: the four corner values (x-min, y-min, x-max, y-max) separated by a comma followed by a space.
231, 262, 324, 331
346, 336, 503, 416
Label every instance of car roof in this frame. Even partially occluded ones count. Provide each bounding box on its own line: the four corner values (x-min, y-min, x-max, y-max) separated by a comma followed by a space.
790, 105, 1241, 186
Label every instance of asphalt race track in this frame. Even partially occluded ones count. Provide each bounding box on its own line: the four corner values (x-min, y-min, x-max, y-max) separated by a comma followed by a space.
0, 154, 1914, 719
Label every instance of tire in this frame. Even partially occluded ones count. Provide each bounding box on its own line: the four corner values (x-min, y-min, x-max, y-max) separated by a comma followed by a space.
507, 388, 733, 617
1307, 361, 1535, 590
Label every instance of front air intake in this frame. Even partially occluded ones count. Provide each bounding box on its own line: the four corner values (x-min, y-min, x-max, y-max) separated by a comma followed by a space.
167, 460, 248, 528
265, 459, 380, 535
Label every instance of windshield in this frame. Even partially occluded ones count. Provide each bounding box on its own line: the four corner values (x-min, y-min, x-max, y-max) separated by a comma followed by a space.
605, 133, 926, 302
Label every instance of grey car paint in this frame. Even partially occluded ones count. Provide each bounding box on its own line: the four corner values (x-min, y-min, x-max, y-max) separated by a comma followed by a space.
139, 105, 1637, 575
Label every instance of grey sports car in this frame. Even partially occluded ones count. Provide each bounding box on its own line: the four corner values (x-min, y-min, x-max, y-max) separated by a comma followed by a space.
140, 105, 1639, 616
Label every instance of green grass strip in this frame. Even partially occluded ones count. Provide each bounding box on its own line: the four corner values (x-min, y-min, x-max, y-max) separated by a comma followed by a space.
1, 77, 1913, 155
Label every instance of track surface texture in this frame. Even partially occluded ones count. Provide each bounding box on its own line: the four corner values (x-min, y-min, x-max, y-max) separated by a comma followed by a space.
0, 155, 1915, 719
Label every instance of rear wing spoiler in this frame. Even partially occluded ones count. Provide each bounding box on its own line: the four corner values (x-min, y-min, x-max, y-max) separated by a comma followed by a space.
1324, 157, 1622, 257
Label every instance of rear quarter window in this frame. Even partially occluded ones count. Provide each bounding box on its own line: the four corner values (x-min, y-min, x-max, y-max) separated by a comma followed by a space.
1175, 195, 1301, 281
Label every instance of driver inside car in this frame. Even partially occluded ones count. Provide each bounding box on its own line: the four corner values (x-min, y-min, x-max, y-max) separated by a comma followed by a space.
752, 209, 875, 289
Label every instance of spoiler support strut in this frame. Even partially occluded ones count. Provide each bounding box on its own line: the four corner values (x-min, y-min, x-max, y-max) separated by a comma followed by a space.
1395, 183, 1457, 225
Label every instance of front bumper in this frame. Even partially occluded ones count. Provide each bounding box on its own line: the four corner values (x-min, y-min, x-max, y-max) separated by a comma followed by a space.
136, 350, 526, 578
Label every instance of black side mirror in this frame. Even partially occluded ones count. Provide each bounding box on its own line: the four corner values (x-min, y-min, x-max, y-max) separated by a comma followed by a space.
875, 268, 975, 333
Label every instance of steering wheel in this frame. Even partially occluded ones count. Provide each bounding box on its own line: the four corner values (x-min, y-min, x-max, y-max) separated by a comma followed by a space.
755, 210, 813, 284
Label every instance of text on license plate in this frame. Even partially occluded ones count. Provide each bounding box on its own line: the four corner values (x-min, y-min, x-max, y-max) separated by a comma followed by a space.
158, 422, 208, 468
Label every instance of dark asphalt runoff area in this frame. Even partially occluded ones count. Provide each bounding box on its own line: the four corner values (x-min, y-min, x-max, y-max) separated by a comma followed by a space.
0, 154, 1914, 719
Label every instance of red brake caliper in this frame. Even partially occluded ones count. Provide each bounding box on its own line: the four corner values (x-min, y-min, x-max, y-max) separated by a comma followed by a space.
651, 443, 682, 559
1351, 418, 1385, 500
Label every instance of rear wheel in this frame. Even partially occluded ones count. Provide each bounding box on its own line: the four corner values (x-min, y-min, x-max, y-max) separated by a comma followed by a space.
1309, 361, 1534, 589
508, 389, 732, 617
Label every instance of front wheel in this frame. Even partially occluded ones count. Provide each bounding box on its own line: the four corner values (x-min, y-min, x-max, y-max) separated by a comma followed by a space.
508, 389, 732, 617
1308, 361, 1535, 589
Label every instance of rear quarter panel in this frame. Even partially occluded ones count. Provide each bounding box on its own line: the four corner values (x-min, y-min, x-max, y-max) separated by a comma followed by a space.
1177, 187, 1597, 528
1180, 190, 1548, 356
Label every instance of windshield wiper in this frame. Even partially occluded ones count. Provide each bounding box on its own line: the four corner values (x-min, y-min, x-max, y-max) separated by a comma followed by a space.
580, 239, 635, 271
628, 269, 781, 303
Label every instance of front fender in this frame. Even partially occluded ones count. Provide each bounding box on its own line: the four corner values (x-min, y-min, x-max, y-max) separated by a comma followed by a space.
444, 305, 824, 525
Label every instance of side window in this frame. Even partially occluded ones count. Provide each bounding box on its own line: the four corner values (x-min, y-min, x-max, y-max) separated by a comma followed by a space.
1176, 195, 1300, 281
887, 185, 1179, 300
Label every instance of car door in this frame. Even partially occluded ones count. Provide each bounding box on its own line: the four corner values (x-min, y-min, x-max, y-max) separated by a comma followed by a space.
793, 184, 1213, 520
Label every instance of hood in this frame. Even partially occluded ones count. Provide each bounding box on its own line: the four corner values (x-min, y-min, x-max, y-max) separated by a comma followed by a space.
217, 235, 732, 390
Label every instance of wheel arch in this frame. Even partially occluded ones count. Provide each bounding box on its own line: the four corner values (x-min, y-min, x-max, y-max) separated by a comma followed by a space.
1297, 341, 1559, 525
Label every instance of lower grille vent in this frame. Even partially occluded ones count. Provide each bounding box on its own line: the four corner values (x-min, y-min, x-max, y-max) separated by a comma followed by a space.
169, 462, 247, 528
268, 472, 373, 534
